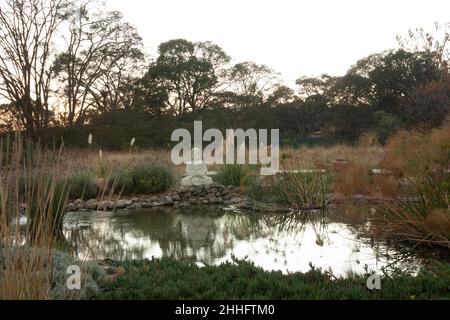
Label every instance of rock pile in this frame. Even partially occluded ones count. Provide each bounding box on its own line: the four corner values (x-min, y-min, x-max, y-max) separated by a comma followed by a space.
65, 183, 246, 212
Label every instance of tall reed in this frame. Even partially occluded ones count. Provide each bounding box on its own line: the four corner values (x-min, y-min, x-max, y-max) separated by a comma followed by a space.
265, 168, 333, 211
0, 134, 69, 299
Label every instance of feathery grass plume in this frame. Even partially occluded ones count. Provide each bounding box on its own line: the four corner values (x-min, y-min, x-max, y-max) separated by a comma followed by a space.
129, 138, 135, 155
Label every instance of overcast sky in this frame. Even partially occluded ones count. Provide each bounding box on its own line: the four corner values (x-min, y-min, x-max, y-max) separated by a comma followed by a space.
108, 0, 449, 87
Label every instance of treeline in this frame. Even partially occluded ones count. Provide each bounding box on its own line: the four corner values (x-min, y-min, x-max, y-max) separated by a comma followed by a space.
0, 0, 449, 148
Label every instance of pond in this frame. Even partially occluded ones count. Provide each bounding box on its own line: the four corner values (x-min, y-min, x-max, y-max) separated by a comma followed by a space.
63, 206, 424, 277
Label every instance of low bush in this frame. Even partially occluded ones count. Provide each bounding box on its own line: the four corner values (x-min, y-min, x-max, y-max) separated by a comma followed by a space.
115, 162, 175, 195
67, 171, 98, 200
51, 250, 105, 300
97, 258, 450, 300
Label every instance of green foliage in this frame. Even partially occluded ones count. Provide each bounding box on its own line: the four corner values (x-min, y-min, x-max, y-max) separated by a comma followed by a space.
21, 175, 69, 239
215, 165, 251, 187
97, 258, 450, 300
67, 171, 98, 200
372, 111, 402, 143
116, 162, 175, 195
265, 171, 333, 210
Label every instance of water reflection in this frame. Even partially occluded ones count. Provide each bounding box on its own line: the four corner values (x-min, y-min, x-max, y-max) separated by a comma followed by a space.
63, 207, 422, 276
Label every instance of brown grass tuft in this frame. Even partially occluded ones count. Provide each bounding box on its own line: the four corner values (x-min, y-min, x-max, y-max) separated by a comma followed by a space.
335, 162, 373, 196
424, 209, 450, 239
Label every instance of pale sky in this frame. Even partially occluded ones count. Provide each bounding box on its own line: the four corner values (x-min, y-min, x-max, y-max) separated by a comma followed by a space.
108, 0, 449, 87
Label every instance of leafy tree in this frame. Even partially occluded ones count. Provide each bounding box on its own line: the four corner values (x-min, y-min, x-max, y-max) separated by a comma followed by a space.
130, 63, 168, 117
323, 104, 374, 142
267, 85, 296, 105
330, 50, 441, 113
296, 74, 336, 99
152, 39, 230, 116
371, 110, 402, 143
227, 62, 281, 107
402, 79, 450, 128
397, 23, 450, 127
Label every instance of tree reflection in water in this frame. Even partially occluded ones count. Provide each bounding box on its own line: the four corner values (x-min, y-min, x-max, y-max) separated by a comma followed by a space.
63, 207, 424, 276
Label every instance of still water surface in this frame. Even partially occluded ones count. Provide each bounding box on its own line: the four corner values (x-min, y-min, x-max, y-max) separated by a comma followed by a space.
64, 207, 422, 277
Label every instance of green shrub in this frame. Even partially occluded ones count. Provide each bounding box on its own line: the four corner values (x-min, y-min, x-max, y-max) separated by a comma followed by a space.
67, 171, 98, 200
97, 258, 450, 300
116, 162, 175, 195
51, 250, 105, 300
113, 169, 133, 195
215, 164, 251, 187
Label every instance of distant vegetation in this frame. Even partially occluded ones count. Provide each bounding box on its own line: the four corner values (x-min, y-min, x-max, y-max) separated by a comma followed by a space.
0, 0, 449, 300
0, 0, 449, 148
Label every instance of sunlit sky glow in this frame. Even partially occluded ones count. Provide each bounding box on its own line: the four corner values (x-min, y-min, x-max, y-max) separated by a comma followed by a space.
108, 0, 449, 87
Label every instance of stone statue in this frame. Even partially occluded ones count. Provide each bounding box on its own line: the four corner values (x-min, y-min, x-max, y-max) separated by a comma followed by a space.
181, 147, 213, 186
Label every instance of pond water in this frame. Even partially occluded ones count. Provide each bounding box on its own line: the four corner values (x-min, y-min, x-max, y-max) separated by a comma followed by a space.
63, 206, 424, 277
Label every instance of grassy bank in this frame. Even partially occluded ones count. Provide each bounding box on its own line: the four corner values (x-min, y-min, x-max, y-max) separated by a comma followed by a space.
97, 259, 450, 300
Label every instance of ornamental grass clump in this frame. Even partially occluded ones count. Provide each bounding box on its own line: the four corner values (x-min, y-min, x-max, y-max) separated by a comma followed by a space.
265, 169, 333, 211
215, 164, 252, 187
374, 172, 450, 248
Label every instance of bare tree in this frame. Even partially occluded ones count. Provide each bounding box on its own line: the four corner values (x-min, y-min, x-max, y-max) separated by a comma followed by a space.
397, 22, 449, 78
0, 0, 69, 140
54, 1, 145, 126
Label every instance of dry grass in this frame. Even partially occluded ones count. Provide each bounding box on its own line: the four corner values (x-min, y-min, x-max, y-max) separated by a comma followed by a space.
424, 209, 450, 239
279, 144, 383, 171
0, 135, 105, 300
373, 175, 402, 198
61, 148, 177, 176
60, 138, 386, 199
0, 247, 53, 300
382, 125, 450, 177
0, 136, 63, 299
334, 161, 373, 196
